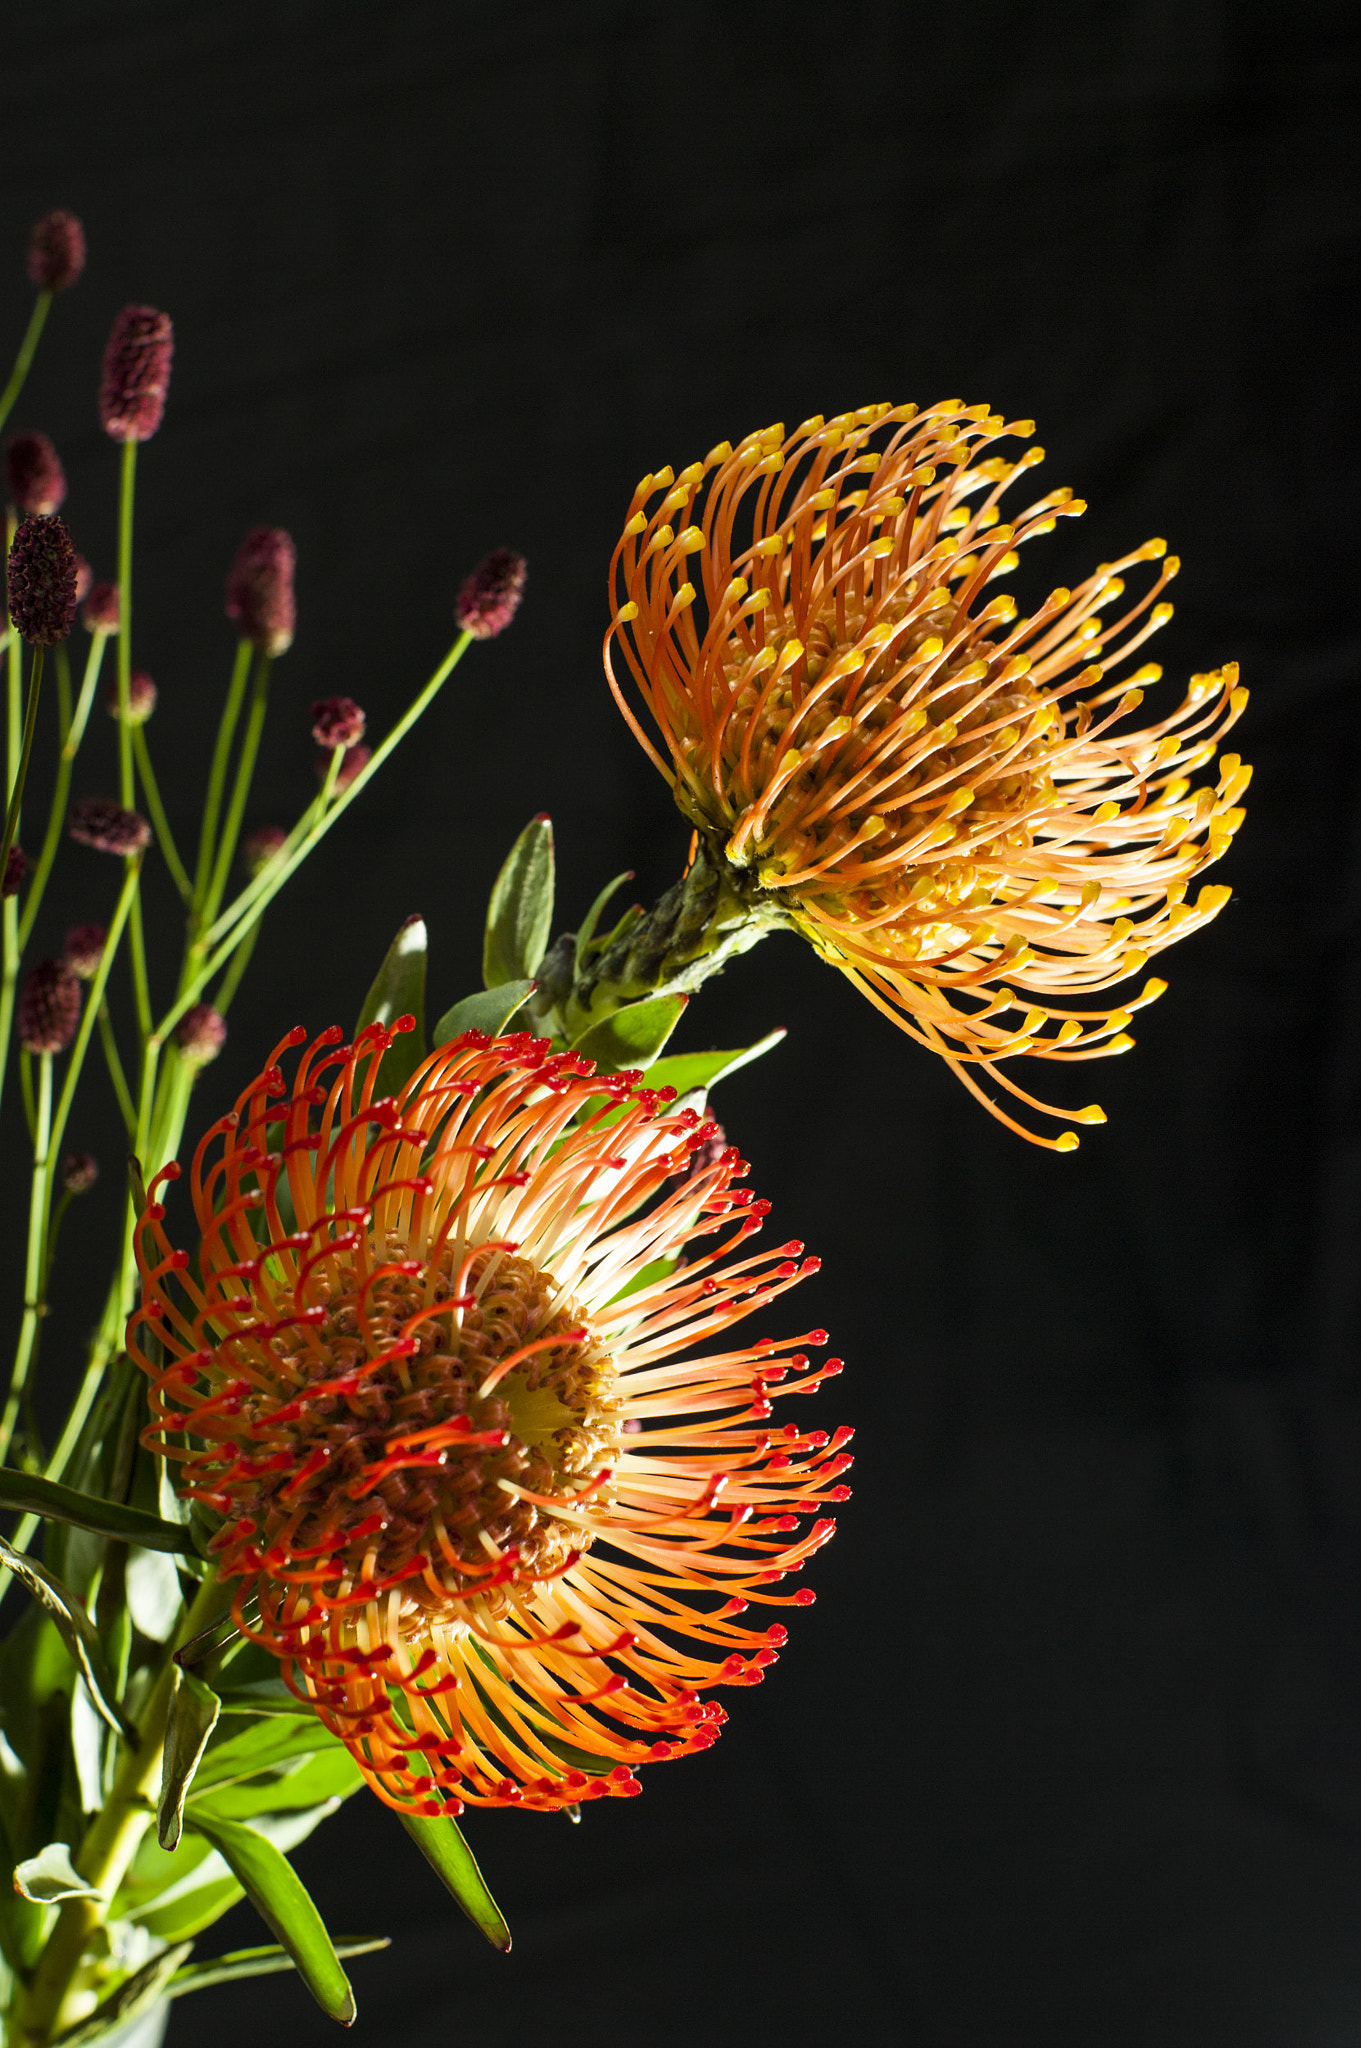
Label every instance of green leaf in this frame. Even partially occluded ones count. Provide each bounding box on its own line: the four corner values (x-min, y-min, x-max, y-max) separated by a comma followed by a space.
399, 1810, 511, 1952
190, 1745, 362, 1821
168, 1935, 390, 1999
0, 1537, 135, 1739
0, 1471, 199, 1556
573, 870, 634, 971
571, 994, 688, 1075
191, 1713, 346, 1791
431, 978, 535, 1046
188, 1811, 356, 2024
355, 914, 428, 1098
641, 1027, 787, 1097
158, 1668, 222, 1851
48, 1941, 194, 2046
483, 815, 554, 987
12, 1841, 102, 1904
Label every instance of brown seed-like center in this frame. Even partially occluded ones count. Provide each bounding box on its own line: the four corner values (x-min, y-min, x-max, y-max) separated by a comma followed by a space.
243, 1247, 620, 1623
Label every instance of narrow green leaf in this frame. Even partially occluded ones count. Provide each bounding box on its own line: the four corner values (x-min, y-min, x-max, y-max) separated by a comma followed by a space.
641, 1027, 787, 1098
483, 815, 554, 986
12, 1841, 101, 1904
355, 914, 427, 1098
399, 1810, 511, 1952
571, 994, 688, 1074
0, 1471, 199, 1555
168, 1936, 390, 1999
158, 1668, 222, 1850
189, 1811, 356, 2024
190, 1744, 362, 1820
0, 1537, 136, 1739
48, 1941, 194, 2046
431, 978, 535, 1046
191, 1713, 346, 1790
573, 870, 634, 971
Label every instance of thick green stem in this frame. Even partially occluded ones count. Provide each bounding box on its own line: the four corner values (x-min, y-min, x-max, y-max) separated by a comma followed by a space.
0, 292, 51, 439
18, 632, 111, 953
190, 638, 252, 926
0, 1054, 52, 1465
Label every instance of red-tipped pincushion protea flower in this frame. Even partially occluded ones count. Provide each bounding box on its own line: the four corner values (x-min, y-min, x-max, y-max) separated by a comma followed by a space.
130, 1025, 847, 1816
27, 210, 85, 294
5, 432, 67, 516
606, 403, 1250, 1147
226, 527, 295, 655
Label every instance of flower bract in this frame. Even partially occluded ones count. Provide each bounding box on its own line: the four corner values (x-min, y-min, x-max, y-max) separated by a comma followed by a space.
130, 1026, 848, 1815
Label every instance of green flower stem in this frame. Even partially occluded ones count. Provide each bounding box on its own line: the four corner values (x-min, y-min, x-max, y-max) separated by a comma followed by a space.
97, 999, 136, 1136
116, 442, 136, 808
0, 291, 51, 439
0, 1053, 54, 1467
18, 1049, 35, 1144
190, 638, 252, 921
199, 653, 270, 932
54, 645, 71, 744
0, 643, 44, 890
125, 887, 152, 1043
197, 628, 474, 968
18, 633, 111, 953
0, 897, 17, 1129
132, 726, 191, 900
210, 912, 260, 1014
15, 1568, 227, 2046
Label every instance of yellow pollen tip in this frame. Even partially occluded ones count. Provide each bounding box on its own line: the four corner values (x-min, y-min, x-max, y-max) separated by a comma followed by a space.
1074, 1105, 1107, 1125
647, 524, 675, 553
623, 511, 646, 537
1055, 1132, 1080, 1152
616, 600, 639, 623
674, 583, 696, 608
1164, 556, 1181, 577
861, 814, 886, 840
1151, 603, 1175, 626
1140, 977, 1168, 1001
1230, 686, 1249, 713
1093, 801, 1121, 825
1141, 538, 1168, 559
1108, 1033, 1135, 1053
677, 526, 705, 553
724, 577, 748, 605
1197, 883, 1232, 913
706, 441, 733, 467
753, 534, 785, 557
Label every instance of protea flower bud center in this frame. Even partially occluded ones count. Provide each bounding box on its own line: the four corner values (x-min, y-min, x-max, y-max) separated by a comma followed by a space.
223, 1247, 621, 1631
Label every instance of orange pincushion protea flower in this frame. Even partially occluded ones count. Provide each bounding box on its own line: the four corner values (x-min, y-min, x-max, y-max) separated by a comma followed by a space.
605, 402, 1250, 1146
129, 1024, 847, 1817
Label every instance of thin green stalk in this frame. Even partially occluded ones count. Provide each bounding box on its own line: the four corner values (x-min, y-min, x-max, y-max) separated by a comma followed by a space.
54, 644, 71, 744
97, 1000, 136, 1136
0, 642, 44, 884
210, 913, 261, 1013
0, 291, 52, 438
116, 440, 136, 807
125, 887, 152, 1041
19, 633, 109, 952
18, 1049, 35, 1144
190, 637, 252, 919
0, 896, 17, 1127
199, 653, 270, 930
0, 1052, 53, 1466
132, 726, 191, 899
199, 628, 474, 965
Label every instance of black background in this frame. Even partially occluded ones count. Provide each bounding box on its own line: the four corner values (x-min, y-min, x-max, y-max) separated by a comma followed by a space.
2, 3, 1359, 2043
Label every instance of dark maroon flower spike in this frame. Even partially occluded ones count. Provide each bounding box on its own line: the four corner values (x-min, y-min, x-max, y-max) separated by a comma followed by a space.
5, 432, 67, 516
99, 305, 174, 442
81, 580, 120, 634
311, 696, 366, 749
18, 958, 81, 1055
7, 514, 78, 645
64, 923, 107, 978
226, 527, 295, 655
454, 548, 527, 639
27, 211, 86, 294
174, 1003, 227, 1067
69, 798, 151, 856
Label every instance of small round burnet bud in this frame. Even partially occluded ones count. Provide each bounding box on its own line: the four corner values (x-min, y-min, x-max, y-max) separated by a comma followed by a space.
61, 1152, 99, 1196
82, 579, 120, 634
317, 742, 370, 792
226, 527, 295, 655
106, 667, 157, 725
5, 432, 67, 516
74, 556, 92, 605
3, 845, 26, 899
311, 695, 365, 749
27, 210, 86, 294
174, 1003, 226, 1067
242, 825, 287, 876
18, 957, 81, 1055
64, 923, 106, 978
99, 305, 174, 443
454, 548, 527, 639
69, 798, 151, 856
7, 514, 78, 645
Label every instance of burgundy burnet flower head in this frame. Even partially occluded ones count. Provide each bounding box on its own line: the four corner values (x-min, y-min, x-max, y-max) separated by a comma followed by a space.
5, 432, 67, 516
106, 668, 157, 725
69, 798, 151, 856
74, 556, 92, 605
454, 547, 527, 639
99, 305, 174, 443
6, 514, 78, 645
82, 579, 120, 634
241, 824, 287, 876
311, 695, 365, 749
18, 957, 81, 1055
226, 527, 295, 655
317, 742, 370, 792
27, 210, 86, 294
64, 923, 107, 978
2, 845, 25, 900
62, 1152, 99, 1195
174, 1003, 226, 1067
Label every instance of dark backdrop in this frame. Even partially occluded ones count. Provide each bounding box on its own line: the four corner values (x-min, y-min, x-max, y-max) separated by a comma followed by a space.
2, 3, 1359, 2043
